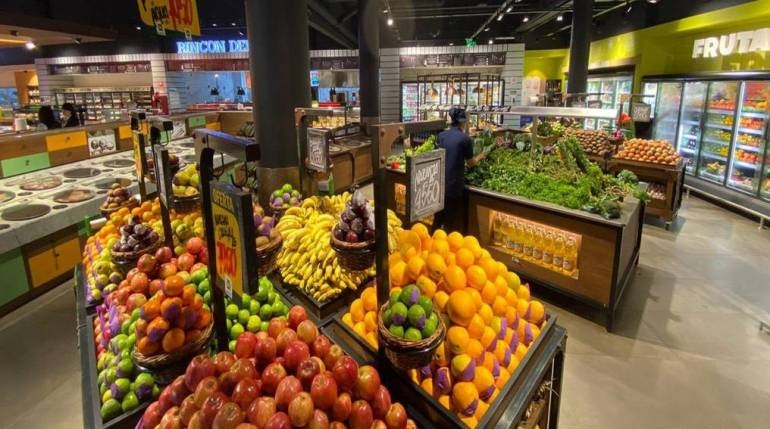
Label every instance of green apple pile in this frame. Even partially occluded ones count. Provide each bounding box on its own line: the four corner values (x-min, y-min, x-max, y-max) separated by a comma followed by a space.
85, 243, 124, 305
384, 284, 439, 341
172, 164, 200, 197
224, 277, 291, 352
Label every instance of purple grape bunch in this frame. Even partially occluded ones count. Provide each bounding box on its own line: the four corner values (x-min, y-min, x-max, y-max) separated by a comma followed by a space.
112, 216, 159, 253
334, 189, 375, 243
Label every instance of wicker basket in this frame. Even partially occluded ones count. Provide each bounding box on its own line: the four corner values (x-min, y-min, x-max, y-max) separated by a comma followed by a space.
172, 194, 201, 213
330, 233, 375, 272
111, 239, 162, 274
132, 322, 214, 385
256, 233, 282, 276
270, 205, 287, 221
99, 199, 139, 219
377, 302, 447, 370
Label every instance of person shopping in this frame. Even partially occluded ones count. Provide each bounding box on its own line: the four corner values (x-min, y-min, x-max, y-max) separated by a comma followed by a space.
36, 106, 60, 130
433, 107, 487, 233
61, 103, 80, 127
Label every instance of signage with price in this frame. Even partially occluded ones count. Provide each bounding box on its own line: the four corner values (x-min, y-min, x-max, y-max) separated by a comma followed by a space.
210, 181, 257, 301
138, 0, 200, 36
630, 102, 652, 123
406, 149, 446, 222
306, 128, 330, 173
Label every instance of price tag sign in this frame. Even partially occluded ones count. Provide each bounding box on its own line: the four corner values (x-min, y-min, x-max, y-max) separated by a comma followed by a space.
406, 149, 446, 223
210, 181, 258, 302
631, 102, 652, 123
306, 128, 330, 173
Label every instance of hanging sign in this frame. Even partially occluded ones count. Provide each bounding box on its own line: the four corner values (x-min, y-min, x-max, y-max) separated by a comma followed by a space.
692, 28, 770, 58
630, 102, 652, 123
306, 128, 330, 173
176, 39, 248, 54
406, 149, 446, 223
210, 181, 257, 301
138, 0, 201, 36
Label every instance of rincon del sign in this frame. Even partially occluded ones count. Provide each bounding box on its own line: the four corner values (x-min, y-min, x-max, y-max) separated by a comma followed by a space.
692, 28, 770, 59
176, 39, 249, 54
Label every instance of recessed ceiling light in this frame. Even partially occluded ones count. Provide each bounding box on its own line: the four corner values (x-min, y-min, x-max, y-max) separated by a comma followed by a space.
135, 26, 141, 30
497, 14, 503, 21
647, 0, 659, 3
231, 22, 236, 26
238, 31, 244, 36
556, 15, 564, 22
523, 16, 529, 22
25, 41, 36, 50
488, 39, 493, 44
484, 27, 490, 32
506, 7, 513, 13
382, 9, 388, 13
449, 42, 454, 46
387, 17, 394, 26
212, 23, 217, 27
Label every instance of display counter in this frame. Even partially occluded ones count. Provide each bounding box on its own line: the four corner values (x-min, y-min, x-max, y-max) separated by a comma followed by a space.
466, 186, 644, 331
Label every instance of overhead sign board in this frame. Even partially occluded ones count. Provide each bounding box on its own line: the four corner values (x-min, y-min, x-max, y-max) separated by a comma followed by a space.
138, 0, 200, 36
692, 28, 770, 58
176, 39, 249, 54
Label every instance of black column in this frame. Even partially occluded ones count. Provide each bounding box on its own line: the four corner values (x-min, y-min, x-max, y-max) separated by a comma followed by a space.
566, 0, 594, 96
358, 0, 380, 124
245, 0, 311, 204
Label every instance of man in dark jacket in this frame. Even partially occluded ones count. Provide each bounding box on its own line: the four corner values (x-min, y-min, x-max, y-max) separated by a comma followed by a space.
433, 108, 486, 233
61, 103, 80, 127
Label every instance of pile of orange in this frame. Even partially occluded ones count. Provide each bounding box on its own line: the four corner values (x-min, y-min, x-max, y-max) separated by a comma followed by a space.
341, 286, 379, 348
388, 223, 547, 428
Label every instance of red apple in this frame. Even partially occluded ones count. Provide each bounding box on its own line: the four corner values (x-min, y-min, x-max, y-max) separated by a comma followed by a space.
349, 400, 373, 429
141, 402, 163, 429
287, 306, 308, 330
260, 362, 287, 395
235, 332, 258, 359
288, 392, 314, 427
192, 376, 220, 408
312, 335, 332, 359
158, 262, 178, 279
200, 391, 229, 428
179, 396, 199, 426
155, 246, 173, 263
137, 253, 157, 274
353, 365, 380, 401
275, 329, 298, 356
235, 424, 258, 429
254, 336, 277, 367
231, 378, 261, 411
275, 376, 303, 411
307, 409, 330, 429
331, 392, 352, 422
247, 397, 276, 428
187, 237, 205, 255
371, 421, 388, 429
214, 351, 237, 374
178, 252, 196, 272
191, 262, 207, 273
329, 423, 346, 429
283, 340, 310, 372
212, 402, 245, 429
310, 372, 338, 411
198, 246, 209, 264
371, 385, 392, 420
187, 411, 203, 429
267, 318, 289, 339
297, 358, 322, 390
384, 403, 407, 429
264, 412, 291, 429
159, 406, 182, 429
324, 345, 345, 369
168, 376, 190, 406
296, 319, 319, 345
186, 354, 218, 391
311, 356, 326, 373
405, 419, 416, 429
332, 356, 359, 393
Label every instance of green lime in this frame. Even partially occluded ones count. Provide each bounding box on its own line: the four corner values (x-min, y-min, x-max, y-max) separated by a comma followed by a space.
389, 290, 401, 306
259, 303, 272, 320
100, 398, 122, 420
130, 308, 141, 322
241, 294, 252, 310
427, 311, 439, 326
198, 278, 211, 294
100, 382, 108, 396
230, 323, 245, 340
226, 318, 232, 332
126, 333, 136, 350
407, 304, 427, 329
135, 373, 154, 389
249, 299, 261, 315
421, 317, 437, 338
390, 302, 408, 326
256, 286, 269, 303
404, 327, 423, 341
228, 339, 236, 352
400, 284, 419, 306
225, 303, 239, 319
117, 359, 134, 376
152, 384, 160, 399
120, 349, 131, 361
246, 315, 262, 333
418, 296, 433, 316
121, 391, 139, 412
204, 291, 211, 305
203, 303, 211, 312
272, 302, 287, 317
238, 309, 251, 325
388, 325, 404, 338
106, 367, 117, 384
383, 308, 392, 326
268, 291, 279, 304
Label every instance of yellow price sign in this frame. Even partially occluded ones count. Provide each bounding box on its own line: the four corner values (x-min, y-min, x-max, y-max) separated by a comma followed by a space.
137, 0, 201, 36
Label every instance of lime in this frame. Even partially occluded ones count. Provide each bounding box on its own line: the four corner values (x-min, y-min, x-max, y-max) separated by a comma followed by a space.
203, 303, 211, 312
121, 391, 140, 412
268, 291, 279, 304
383, 308, 392, 326
246, 315, 262, 333
249, 299, 260, 315
390, 302, 408, 326
230, 323, 245, 340
130, 308, 141, 322
421, 317, 437, 339
241, 294, 252, 310
100, 382, 108, 396
203, 291, 211, 305
282, 183, 293, 193
100, 398, 122, 420
226, 318, 232, 332
400, 284, 420, 306
106, 367, 117, 384
256, 284, 270, 302
272, 302, 288, 317
389, 290, 401, 306
238, 309, 251, 325
259, 303, 272, 320
198, 278, 211, 294
152, 384, 160, 399
225, 303, 239, 319
117, 359, 134, 376
135, 373, 154, 389
418, 296, 433, 316
228, 339, 236, 352
126, 333, 136, 349
404, 327, 423, 341
407, 305, 427, 329
388, 325, 405, 338
427, 311, 439, 326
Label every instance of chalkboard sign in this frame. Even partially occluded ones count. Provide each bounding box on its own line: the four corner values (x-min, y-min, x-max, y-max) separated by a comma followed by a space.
406, 149, 446, 222
631, 102, 652, 123
307, 128, 330, 173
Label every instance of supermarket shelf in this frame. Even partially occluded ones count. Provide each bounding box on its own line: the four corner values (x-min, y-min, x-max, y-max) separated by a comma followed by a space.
735, 144, 763, 152
740, 111, 769, 119
707, 108, 735, 115
679, 147, 696, 154
738, 127, 765, 136
698, 170, 726, 184
681, 119, 702, 126
704, 123, 733, 131
727, 181, 757, 195
732, 160, 760, 169
701, 137, 731, 146
681, 134, 699, 140
701, 152, 728, 162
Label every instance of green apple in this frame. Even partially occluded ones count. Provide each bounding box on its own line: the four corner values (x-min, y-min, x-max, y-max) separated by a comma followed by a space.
240, 294, 251, 310
246, 315, 261, 333
248, 299, 260, 315
260, 321, 269, 332
259, 303, 272, 320
121, 391, 139, 412
238, 309, 250, 325
225, 304, 239, 319
228, 340, 236, 352
230, 323, 244, 340
100, 399, 121, 420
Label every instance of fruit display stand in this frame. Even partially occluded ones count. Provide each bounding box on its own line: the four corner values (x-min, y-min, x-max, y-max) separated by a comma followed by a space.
466, 186, 644, 331
608, 158, 685, 228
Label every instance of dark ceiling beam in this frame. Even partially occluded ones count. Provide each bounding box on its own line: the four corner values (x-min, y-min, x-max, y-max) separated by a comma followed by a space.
307, 0, 358, 46
542, 0, 629, 37
470, 0, 518, 40
0, 11, 117, 39
340, 9, 359, 24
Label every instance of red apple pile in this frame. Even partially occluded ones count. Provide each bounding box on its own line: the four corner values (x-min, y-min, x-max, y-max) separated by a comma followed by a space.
140, 305, 416, 429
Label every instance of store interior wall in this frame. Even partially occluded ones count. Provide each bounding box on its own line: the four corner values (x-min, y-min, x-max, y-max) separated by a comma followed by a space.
167, 71, 252, 108
70, 73, 152, 89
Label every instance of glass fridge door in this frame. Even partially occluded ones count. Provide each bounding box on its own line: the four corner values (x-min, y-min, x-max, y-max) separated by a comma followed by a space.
642, 82, 658, 118
677, 82, 708, 175
401, 83, 419, 122
652, 82, 683, 143
761, 149, 770, 201
727, 81, 770, 194
697, 81, 740, 184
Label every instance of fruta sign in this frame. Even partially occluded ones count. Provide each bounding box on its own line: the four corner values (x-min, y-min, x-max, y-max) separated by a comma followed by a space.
692, 28, 770, 59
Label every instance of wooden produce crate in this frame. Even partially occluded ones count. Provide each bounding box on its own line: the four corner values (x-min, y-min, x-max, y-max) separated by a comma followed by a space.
608, 158, 684, 227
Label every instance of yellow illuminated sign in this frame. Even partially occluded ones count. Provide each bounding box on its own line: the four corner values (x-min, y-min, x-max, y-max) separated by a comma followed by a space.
138, 0, 201, 36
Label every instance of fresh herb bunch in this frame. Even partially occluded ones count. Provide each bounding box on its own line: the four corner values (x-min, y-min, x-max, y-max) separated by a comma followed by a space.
473, 130, 496, 156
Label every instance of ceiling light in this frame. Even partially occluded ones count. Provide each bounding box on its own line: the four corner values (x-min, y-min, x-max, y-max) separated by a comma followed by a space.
212, 23, 217, 27
484, 27, 490, 32
25, 41, 36, 50
556, 15, 564, 22
387, 17, 394, 26
383, 9, 388, 13
238, 31, 244, 36
523, 16, 529, 22
135, 26, 141, 30
74, 37, 82, 44
647, 0, 659, 3
506, 7, 513, 13
231, 22, 236, 26
496, 14, 503, 21
449, 42, 454, 46
488, 39, 494, 44
626, 1, 633, 13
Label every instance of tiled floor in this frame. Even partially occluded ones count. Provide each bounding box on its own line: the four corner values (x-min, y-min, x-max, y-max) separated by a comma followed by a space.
0, 195, 769, 428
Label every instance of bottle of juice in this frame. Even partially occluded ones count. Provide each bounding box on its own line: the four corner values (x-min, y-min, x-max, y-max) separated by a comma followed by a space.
491, 214, 503, 246
532, 227, 544, 262
542, 230, 554, 265
512, 220, 524, 255
522, 225, 533, 259
552, 233, 564, 272
563, 235, 577, 275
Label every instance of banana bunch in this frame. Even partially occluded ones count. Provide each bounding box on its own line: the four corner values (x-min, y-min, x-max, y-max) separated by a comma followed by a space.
275, 194, 402, 302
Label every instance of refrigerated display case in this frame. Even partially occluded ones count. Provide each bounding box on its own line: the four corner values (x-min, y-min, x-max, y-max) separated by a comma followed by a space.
697, 81, 740, 184
584, 74, 632, 130
727, 81, 770, 194
651, 82, 683, 143
676, 82, 708, 175
401, 83, 419, 121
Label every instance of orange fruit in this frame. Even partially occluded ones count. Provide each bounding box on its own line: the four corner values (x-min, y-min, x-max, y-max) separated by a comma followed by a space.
516, 299, 529, 318
433, 291, 450, 312
426, 253, 447, 279
137, 337, 160, 356
438, 394, 452, 411
478, 257, 499, 279
445, 252, 456, 267
162, 328, 185, 353
452, 382, 480, 416
350, 299, 365, 323
416, 275, 437, 298
481, 282, 497, 304
462, 236, 482, 259
466, 339, 485, 362
480, 326, 497, 351
492, 296, 508, 317
443, 265, 467, 292
474, 400, 490, 421
447, 232, 465, 252
420, 378, 434, 395
411, 222, 430, 241
406, 255, 426, 280
495, 368, 511, 389
495, 261, 508, 277
398, 229, 421, 256
466, 265, 487, 290
506, 272, 522, 291
447, 290, 476, 326
361, 287, 377, 312
505, 289, 519, 306
194, 310, 212, 329
342, 313, 354, 327
517, 284, 531, 301
432, 229, 447, 241
478, 304, 494, 325
163, 275, 185, 297
353, 322, 367, 338
364, 311, 377, 333
365, 332, 378, 348
493, 276, 509, 297
480, 249, 491, 260
388, 252, 403, 266
389, 260, 408, 287
432, 239, 450, 258
447, 326, 470, 354
456, 248, 475, 270
467, 315, 486, 339
466, 288, 483, 309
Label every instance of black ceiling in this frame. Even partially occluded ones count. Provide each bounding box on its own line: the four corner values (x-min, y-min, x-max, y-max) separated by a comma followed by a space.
0, 0, 757, 62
